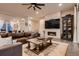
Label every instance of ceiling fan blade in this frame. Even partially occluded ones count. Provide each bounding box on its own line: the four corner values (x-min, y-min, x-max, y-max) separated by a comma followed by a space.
33, 7, 36, 10
36, 6, 41, 9
21, 3, 30, 5
36, 4, 45, 6
27, 5, 32, 9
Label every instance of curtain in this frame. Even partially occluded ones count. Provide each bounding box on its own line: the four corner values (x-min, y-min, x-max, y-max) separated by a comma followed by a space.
7, 23, 13, 32
0, 22, 13, 32
0, 23, 4, 32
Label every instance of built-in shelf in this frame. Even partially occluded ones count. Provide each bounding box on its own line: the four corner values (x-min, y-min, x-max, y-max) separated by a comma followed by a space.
62, 14, 73, 41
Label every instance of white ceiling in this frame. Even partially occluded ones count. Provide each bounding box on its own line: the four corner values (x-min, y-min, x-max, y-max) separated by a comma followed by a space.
0, 3, 74, 18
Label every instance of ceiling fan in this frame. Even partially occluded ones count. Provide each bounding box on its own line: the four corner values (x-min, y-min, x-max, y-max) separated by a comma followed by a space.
22, 3, 45, 11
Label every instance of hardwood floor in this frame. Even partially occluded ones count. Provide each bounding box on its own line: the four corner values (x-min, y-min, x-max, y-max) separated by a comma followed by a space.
52, 38, 79, 56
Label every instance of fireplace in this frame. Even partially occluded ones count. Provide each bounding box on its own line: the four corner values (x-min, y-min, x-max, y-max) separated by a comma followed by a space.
45, 29, 60, 39
48, 32, 56, 36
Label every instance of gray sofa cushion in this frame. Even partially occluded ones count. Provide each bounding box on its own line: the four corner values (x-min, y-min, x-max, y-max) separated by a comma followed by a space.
0, 43, 22, 56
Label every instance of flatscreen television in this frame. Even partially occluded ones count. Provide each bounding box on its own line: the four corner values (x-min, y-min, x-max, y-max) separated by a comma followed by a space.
45, 19, 60, 29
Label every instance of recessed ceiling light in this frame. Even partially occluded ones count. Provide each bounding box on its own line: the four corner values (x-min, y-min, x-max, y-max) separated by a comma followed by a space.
59, 3, 63, 6
22, 18, 25, 20
30, 17, 33, 19
36, 11, 39, 14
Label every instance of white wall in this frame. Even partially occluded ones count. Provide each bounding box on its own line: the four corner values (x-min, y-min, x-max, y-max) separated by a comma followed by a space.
76, 12, 79, 43
73, 5, 77, 43
45, 12, 61, 20
61, 10, 74, 17
39, 19, 45, 37
31, 20, 39, 32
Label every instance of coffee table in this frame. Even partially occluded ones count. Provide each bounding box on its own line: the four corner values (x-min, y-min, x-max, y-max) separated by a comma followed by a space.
26, 37, 52, 55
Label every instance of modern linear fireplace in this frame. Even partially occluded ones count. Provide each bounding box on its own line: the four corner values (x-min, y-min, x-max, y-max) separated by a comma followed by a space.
48, 32, 56, 36
45, 29, 60, 39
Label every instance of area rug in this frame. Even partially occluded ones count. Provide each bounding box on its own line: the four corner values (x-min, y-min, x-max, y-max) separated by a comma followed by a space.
22, 41, 68, 56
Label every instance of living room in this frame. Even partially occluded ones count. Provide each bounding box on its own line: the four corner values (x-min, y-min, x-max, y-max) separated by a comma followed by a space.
0, 3, 79, 56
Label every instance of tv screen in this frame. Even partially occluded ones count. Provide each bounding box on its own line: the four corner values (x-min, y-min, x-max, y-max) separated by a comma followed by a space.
45, 19, 60, 29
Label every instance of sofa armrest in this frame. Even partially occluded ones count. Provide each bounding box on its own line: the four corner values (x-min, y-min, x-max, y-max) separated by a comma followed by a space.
0, 43, 22, 56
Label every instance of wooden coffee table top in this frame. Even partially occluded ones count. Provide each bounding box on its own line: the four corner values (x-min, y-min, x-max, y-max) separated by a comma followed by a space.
27, 37, 52, 45
27, 38, 44, 44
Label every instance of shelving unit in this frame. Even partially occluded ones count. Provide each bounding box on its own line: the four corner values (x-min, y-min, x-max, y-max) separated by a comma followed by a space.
62, 14, 73, 41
